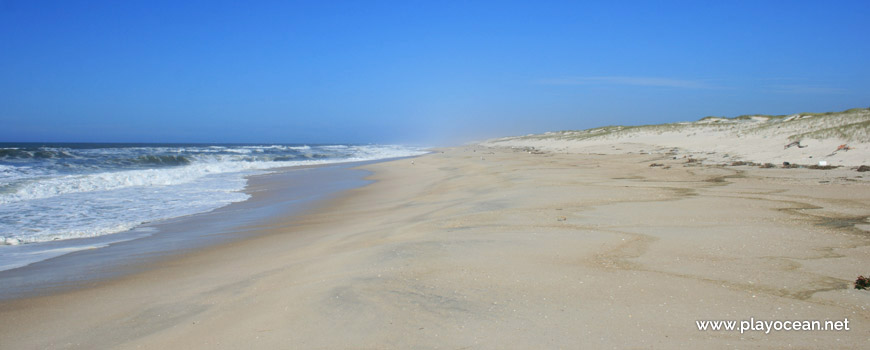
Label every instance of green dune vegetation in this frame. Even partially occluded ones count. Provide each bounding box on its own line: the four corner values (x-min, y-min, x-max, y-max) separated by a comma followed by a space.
496, 107, 870, 143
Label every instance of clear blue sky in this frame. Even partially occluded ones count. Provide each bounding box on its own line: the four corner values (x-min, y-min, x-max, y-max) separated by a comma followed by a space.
2, 1, 868, 144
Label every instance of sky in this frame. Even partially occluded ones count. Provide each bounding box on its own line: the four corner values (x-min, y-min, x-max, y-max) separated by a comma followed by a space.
1, 0, 868, 145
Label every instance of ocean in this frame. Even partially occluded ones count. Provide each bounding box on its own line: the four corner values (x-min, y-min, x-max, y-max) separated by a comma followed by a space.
0, 143, 425, 272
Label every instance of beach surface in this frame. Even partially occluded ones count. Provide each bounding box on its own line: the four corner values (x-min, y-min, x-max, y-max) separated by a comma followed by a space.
1, 145, 869, 349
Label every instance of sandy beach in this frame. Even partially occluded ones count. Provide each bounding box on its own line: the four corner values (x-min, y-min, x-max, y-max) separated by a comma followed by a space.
1, 144, 868, 349
4, 1, 869, 348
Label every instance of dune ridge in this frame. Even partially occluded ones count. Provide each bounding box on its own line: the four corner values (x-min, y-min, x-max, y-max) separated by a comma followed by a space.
483, 107, 869, 167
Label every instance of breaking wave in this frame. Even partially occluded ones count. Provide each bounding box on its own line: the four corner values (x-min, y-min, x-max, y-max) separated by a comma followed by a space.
0, 143, 426, 246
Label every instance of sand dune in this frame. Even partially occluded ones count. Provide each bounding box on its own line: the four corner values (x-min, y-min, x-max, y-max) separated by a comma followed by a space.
483, 107, 869, 167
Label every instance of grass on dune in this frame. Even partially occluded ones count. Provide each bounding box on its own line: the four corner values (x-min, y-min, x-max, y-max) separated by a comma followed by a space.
493, 107, 870, 143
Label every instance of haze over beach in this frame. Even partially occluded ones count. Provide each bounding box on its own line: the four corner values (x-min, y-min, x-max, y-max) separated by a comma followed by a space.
1, 1, 870, 349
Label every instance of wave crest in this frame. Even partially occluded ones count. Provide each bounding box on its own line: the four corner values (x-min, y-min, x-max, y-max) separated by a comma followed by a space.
134, 155, 192, 166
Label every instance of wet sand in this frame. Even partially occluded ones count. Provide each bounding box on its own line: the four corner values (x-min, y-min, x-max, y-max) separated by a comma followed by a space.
1, 146, 868, 349
0, 163, 371, 300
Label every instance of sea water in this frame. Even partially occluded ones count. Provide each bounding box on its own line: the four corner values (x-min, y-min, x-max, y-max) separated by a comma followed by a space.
0, 143, 425, 271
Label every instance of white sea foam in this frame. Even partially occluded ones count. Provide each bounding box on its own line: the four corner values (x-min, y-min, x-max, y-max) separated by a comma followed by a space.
0, 144, 426, 246
0, 145, 424, 205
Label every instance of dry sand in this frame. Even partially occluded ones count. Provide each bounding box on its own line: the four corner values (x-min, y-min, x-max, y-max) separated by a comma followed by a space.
1, 146, 869, 349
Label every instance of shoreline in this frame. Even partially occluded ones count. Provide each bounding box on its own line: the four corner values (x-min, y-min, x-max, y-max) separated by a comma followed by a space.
0, 160, 382, 300
1, 146, 868, 348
